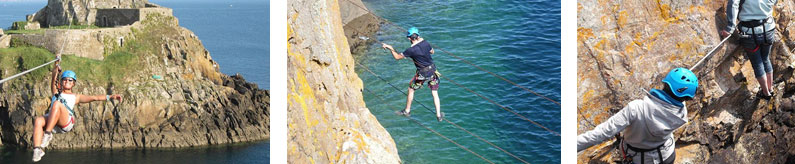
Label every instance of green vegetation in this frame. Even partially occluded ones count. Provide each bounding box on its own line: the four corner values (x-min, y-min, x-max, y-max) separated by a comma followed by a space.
12, 21, 28, 30
0, 47, 56, 82
0, 12, 178, 86
50, 24, 100, 29
5, 29, 45, 35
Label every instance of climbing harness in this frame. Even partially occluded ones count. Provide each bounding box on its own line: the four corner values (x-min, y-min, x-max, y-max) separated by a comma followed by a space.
415, 64, 436, 81
341, 0, 560, 106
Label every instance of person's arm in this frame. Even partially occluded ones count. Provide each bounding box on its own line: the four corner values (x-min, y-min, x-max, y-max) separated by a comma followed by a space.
77, 94, 123, 104
381, 43, 405, 60
50, 56, 61, 95
724, 0, 741, 37
430, 48, 435, 55
576, 100, 641, 152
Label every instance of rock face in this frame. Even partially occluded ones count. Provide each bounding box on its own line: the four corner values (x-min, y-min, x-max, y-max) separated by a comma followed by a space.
339, 0, 380, 55
29, 0, 149, 27
0, 2, 268, 149
578, 0, 795, 163
287, 0, 401, 163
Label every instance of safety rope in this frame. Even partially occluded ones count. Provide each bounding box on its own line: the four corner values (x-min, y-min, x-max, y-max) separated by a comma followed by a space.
440, 75, 560, 136
342, 0, 560, 106
0, 59, 58, 84
690, 33, 733, 71
0, 19, 73, 84
358, 62, 534, 163
363, 87, 495, 164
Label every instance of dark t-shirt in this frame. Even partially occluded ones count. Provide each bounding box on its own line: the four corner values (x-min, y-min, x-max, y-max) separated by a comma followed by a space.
402, 40, 434, 70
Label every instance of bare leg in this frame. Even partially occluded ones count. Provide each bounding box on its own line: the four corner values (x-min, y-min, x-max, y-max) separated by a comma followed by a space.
404, 87, 415, 113
758, 76, 770, 96
431, 90, 441, 118
766, 72, 774, 93
32, 117, 46, 147
44, 102, 61, 132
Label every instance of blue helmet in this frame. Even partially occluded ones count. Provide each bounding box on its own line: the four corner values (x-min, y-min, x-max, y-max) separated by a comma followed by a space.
406, 27, 419, 37
61, 70, 77, 81
662, 67, 698, 98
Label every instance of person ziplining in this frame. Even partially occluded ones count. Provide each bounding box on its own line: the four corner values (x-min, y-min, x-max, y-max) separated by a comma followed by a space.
31, 54, 123, 162
381, 27, 444, 122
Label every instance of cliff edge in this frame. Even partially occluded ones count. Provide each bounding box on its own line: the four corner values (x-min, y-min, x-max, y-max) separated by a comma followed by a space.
0, 1, 269, 149
287, 0, 401, 163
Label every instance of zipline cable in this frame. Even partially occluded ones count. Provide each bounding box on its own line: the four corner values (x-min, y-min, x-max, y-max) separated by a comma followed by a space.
0, 59, 58, 84
440, 75, 560, 136
358, 62, 535, 163
0, 19, 73, 84
342, 0, 560, 106
362, 87, 496, 164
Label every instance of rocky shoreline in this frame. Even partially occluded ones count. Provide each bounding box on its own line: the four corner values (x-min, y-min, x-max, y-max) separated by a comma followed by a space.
0, 0, 269, 149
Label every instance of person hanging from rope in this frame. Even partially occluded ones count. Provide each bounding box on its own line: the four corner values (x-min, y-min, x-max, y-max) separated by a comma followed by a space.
721, 0, 779, 99
577, 68, 698, 164
31, 54, 123, 162
381, 27, 444, 122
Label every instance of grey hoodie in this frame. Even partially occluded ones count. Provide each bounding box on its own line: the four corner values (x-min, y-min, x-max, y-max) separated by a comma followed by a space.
726, 0, 778, 34
577, 93, 687, 163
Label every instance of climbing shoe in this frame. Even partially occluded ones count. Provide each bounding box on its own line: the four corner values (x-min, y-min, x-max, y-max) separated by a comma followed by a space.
395, 110, 411, 117
437, 112, 445, 122
32, 147, 45, 162
41, 131, 53, 148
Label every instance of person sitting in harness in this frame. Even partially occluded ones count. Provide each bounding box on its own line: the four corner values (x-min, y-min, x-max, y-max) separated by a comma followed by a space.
381, 27, 444, 122
31, 55, 123, 162
577, 68, 698, 164
721, 0, 779, 98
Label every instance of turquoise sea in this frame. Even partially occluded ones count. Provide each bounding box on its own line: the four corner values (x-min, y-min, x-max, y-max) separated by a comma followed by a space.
0, 0, 270, 163
355, 0, 560, 163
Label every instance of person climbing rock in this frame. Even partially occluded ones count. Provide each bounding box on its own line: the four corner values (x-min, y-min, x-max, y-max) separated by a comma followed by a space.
721, 0, 778, 98
381, 27, 444, 122
577, 68, 698, 164
32, 55, 123, 162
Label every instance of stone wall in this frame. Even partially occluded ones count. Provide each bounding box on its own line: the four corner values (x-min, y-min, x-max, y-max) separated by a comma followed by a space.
29, 0, 150, 27
287, 0, 401, 163
95, 9, 139, 27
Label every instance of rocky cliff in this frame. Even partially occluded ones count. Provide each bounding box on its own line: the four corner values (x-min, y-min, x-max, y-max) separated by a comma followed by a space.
0, 2, 269, 149
287, 0, 401, 163
578, 0, 795, 163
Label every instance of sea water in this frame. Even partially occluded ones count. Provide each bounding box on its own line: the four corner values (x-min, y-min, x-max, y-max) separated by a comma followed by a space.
355, 0, 560, 163
0, 1, 270, 163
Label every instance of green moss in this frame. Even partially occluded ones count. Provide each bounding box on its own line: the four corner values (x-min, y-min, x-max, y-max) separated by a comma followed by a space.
9, 38, 34, 47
